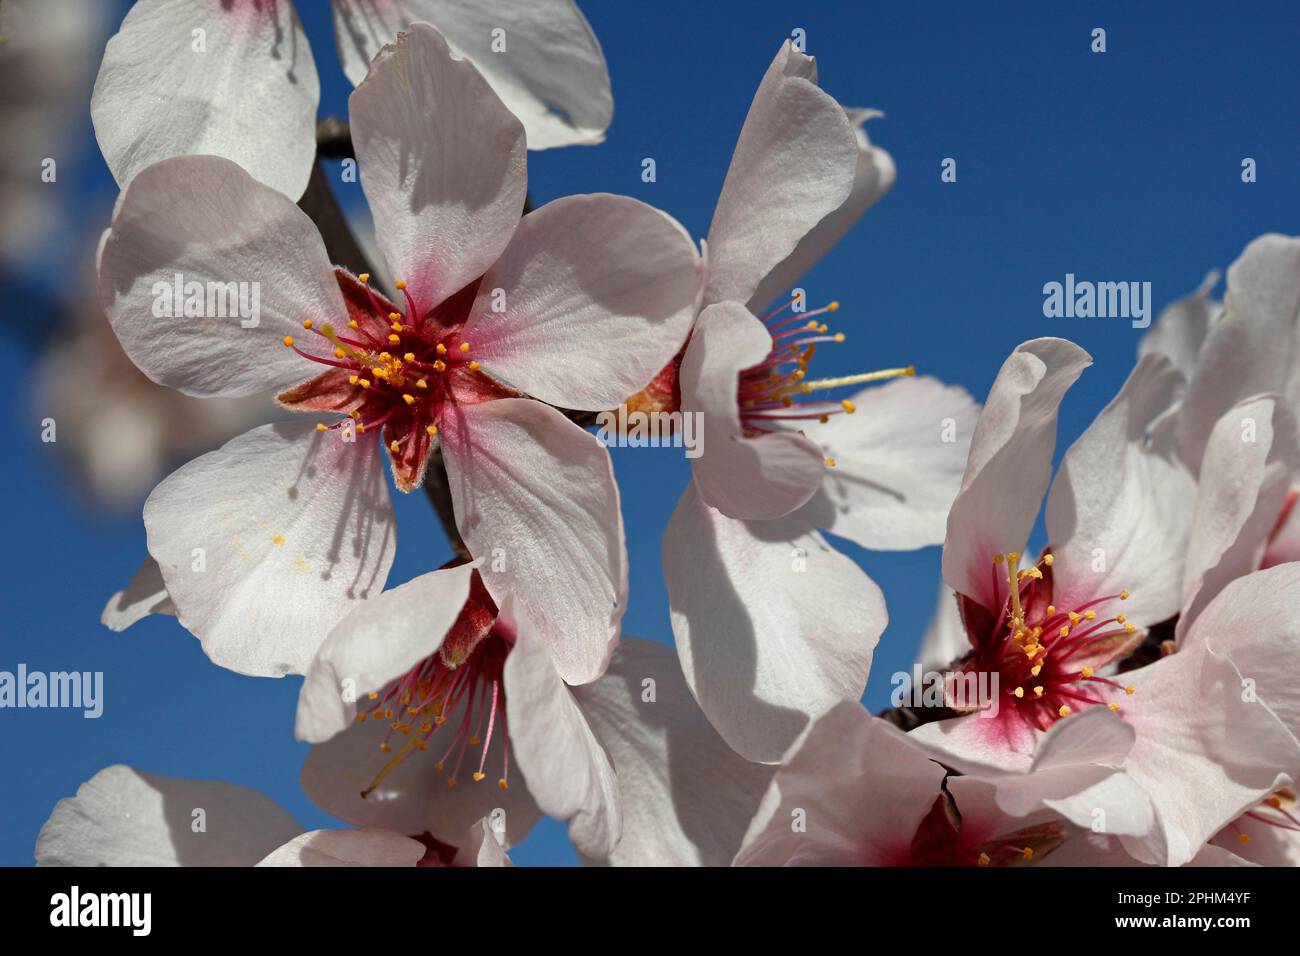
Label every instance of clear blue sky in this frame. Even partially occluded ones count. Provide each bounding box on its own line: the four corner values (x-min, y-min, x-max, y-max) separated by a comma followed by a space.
2, 0, 1297, 865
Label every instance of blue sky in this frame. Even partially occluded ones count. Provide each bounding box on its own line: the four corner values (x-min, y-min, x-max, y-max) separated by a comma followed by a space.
2, 0, 1297, 866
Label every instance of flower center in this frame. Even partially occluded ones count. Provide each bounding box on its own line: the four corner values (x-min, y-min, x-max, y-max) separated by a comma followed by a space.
903, 790, 1066, 866
357, 571, 514, 795
737, 295, 915, 466
964, 551, 1138, 730
1231, 788, 1300, 846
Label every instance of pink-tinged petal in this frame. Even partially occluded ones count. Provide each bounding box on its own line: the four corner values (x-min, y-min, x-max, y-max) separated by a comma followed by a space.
682, 302, 824, 520
1137, 270, 1221, 382
663, 483, 886, 763
349, 23, 526, 317
300, 695, 541, 847
97, 155, 344, 398
439, 399, 625, 685
704, 42, 858, 307
1211, 813, 1300, 866
296, 565, 478, 742
143, 421, 396, 678
1261, 487, 1300, 568
91, 0, 319, 200
1178, 234, 1300, 473
470, 817, 514, 867
36, 765, 302, 867
101, 556, 175, 632
908, 712, 1042, 775
503, 620, 620, 858
463, 194, 702, 410
1117, 568, 1300, 865
332, 0, 611, 149
735, 705, 947, 866
918, 583, 970, 672
1177, 397, 1299, 642
572, 638, 775, 866
1045, 354, 1194, 629
794, 376, 979, 550
942, 338, 1091, 609
748, 108, 895, 311
256, 829, 424, 867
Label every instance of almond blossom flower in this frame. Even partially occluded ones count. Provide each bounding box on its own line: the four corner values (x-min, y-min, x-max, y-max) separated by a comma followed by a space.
92, 0, 612, 199
37, 764, 509, 867
96, 24, 700, 679
908, 337, 1300, 865
294, 561, 622, 857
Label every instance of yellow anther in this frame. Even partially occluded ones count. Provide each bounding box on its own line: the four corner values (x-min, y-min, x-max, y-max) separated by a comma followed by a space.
417, 378, 428, 389
358, 273, 370, 283
373, 368, 388, 379
447, 778, 458, 789
1123, 623, 1136, 633
1081, 666, 1094, 678
1120, 590, 1130, 600
1058, 705, 1072, 718
841, 399, 857, 414
348, 375, 358, 385
348, 319, 359, 329
395, 279, 407, 290
282, 336, 294, 347
833, 332, 846, 343
436, 343, 447, 355
356, 712, 367, 723
1125, 685, 1136, 696
271, 534, 285, 546
389, 440, 400, 453
391, 323, 403, 333
425, 425, 438, 436
388, 312, 400, 322
1013, 687, 1024, 698
1022, 847, 1034, 861
819, 415, 830, 424
498, 779, 509, 790
379, 351, 391, 361
402, 394, 415, 405
1238, 833, 1251, 845
1031, 666, 1042, 678
433, 762, 445, 773
404, 352, 415, 362
1033, 686, 1044, 696
388, 334, 401, 345
433, 359, 446, 372
334, 348, 346, 359
1068, 611, 1081, 623
468, 360, 481, 371
827, 301, 840, 312
977, 852, 990, 867
1042, 554, 1054, 566
1059, 625, 1070, 638
379, 742, 391, 753
459, 342, 471, 353
315, 423, 327, 433
358, 379, 370, 388
992, 554, 1005, 565
1046, 605, 1055, 616
1084, 610, 1096, 620
434, 715, 447, 726
806, 320, 819, 329
824, 457, 837, 467
472, 772, 486, 782
302, 319, 313, 330
367, 692, 378, 700
1108, 702, 1121, 712
1115, 613, 1127, 624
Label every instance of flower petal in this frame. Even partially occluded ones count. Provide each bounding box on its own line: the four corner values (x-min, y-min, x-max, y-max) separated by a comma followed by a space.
97, 154, 343, 397
143, 422, 396, 677
748, 108, 895, 311
101, 556, 175, 632
296, 565, 478, 742
349, 22, 526, 317
1045, 354, 1194, 628
256, 829, 424, 867
503, 618, 620, 858
681, 301, 824, 520
572, 637, 775, 866
463, 194, 702, 410
91, 0, 319, 200
735, 704, 946, 866
794, 376, 979, 550
942, 338, 1091, 609
1177, 234, 1300, 473
1137, 269, 1220, 382
332, 0, 612, 149
704, 41, 858, 307
663, 483, 886, 763
1177, 397, 1299, 642
440, 398, 625, 685
36, 765, 302, 866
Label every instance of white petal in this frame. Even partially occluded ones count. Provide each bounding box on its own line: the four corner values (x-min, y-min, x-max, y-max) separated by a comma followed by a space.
663, 483, 886, 763
681, 302, 824, 520
349, 23, 525, 317
97, 155, 344, 397
36, 765, 301, 866
942, 338, 1091, 608
1137, 269, 1221, 381
256, 828, 425, 867
794, 376, 979, 550
1177, 397, 1299, 641
464, 194, 701, 410
1045, 354, 1194, 628
705, 42, 858, 306
91, 0, 318, 199
572, 638, 775, 866
333, 0, 611, 149
917, 583, 970, 672
296, 565, 478, 742
748, 108, 895, 311
735, 705, 947, 866
440, 399, 625, 685
144, 422, 396, 677
1178, 234, 1300, 473
101, 556, 174, 631
503, 621, 620, 858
